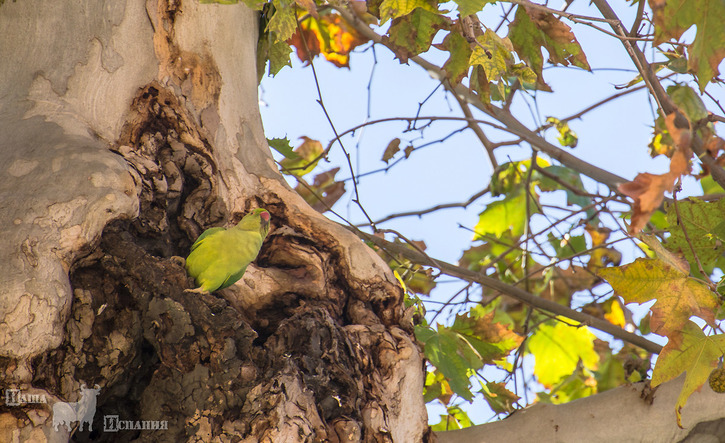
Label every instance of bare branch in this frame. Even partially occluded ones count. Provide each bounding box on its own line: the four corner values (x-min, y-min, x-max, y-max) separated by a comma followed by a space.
371, 187, 490, 225
337, 6, 629, 190
348, 226, 663, 354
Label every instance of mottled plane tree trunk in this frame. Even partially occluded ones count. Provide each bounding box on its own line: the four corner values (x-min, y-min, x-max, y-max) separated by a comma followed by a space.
0, 1, 428, 441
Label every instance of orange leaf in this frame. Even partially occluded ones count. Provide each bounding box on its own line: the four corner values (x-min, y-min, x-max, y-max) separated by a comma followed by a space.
619, 138, 691, 234
619, 172, 675, 234
664, 112, 692, 151
288, 13, 368, 68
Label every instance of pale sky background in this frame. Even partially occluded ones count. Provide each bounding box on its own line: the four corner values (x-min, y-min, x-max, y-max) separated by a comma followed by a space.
258, 0, 725, 425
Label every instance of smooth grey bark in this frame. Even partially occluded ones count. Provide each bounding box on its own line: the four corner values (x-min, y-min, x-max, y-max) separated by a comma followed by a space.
436, 377, 725, 443
0, 0, 428, 441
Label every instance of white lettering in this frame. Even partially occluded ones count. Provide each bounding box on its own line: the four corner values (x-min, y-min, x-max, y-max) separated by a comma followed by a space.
5, 389, 48, 406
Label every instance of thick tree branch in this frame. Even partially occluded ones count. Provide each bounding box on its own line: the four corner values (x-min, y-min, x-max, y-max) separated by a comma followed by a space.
337, 7, 629, 190
591, 0, 725, 189
347, 227, 663, 354
436, 377, 725, 442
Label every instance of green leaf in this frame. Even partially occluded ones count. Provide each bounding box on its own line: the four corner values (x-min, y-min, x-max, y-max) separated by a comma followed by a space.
481, 382, 519, 414
267, 137, 298, 159
509, 5, 590, 90
665, 198, 725, 275
527, 320, 599, 387
667, 84, 709, 123
652, 321, 725, 426
268, 39, 293, 76
539, 165, 592, 211
430, 405, 473, 431
438, 31, 473, 85
267, 0, 297, 42
474, 187, 540, 239
387, 8, 448, 63
651, 0, 725, 91
548, 233, 587, 260
469, 29, 514, 83
415, 325, 480, 400
379, 0, 438, 23
701, 175, 725, 195
537, 369, 597, 404
453, 0, 494, 17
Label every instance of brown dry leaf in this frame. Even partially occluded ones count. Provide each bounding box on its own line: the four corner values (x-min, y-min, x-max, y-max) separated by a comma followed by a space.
619, 147, 691, 234
664, 112, 692, 150
382, 138, 401, 163
619, 173, 675, 234
472, 312, 524, 347
705, 135, 725, 157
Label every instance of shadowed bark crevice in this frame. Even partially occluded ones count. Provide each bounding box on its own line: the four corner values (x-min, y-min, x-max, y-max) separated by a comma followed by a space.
14, 74, 423, 441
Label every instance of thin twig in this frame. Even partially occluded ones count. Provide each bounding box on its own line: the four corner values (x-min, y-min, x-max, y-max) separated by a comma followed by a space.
452, 92, 499, 168
370, 186, 490, 225
295, 14, 376, 228
349, 226, 663, 354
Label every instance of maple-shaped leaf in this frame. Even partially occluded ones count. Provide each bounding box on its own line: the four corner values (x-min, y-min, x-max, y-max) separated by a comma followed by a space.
665, 198, 725, 275
415, 325, 482, 401
481, 382, 519, 414
597, 258, 718, 341
379, 0, 438, 24
386, 8, 448, 63
474, 186, 540, 239
508, 6, 590, 90
618, 146, 690, 234
437, 30, 473, 85
268, 0, 297, 42
288, 13, 368, 67
649, 0, 725, 91
652, 321, 725, 427
294, 167, 346, 212
279, 136, 323, 176
469, 29, 515, 83
527, 320, 599, 388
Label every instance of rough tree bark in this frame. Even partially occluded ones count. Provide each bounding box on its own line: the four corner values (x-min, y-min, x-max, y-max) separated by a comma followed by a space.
0, 0, 427, 441
2, 1, 725, 443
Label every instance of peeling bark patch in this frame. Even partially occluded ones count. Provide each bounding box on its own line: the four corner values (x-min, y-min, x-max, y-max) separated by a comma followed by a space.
152, 0, 222, 112
8, 159, 39, 177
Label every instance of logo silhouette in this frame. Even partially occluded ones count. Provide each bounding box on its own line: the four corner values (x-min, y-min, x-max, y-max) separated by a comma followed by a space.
52, 384, 101, 432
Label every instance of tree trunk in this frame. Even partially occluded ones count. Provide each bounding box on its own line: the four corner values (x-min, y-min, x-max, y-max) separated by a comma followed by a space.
0, 1, 428, 441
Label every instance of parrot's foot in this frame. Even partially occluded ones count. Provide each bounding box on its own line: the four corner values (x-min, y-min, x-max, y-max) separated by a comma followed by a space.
184, 287, 209, 294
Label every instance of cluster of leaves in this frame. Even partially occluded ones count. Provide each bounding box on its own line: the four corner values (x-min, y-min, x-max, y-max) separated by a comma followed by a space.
214, 0, 725, 431
269, 136, 347, 211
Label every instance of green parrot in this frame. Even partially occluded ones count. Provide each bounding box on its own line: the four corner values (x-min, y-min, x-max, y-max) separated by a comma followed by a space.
185, 208, 271, 293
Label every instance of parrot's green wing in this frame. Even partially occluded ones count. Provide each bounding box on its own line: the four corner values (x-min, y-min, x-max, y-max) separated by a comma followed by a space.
189, 227, 225, 252
185, 209, 270, 292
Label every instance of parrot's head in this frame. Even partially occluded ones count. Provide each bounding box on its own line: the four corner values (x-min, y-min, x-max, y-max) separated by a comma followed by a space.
238, 208, 271, 238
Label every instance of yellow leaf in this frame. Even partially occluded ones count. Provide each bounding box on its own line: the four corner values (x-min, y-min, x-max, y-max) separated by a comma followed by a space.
598, 258, 718, 340
528, 320, 599, 387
